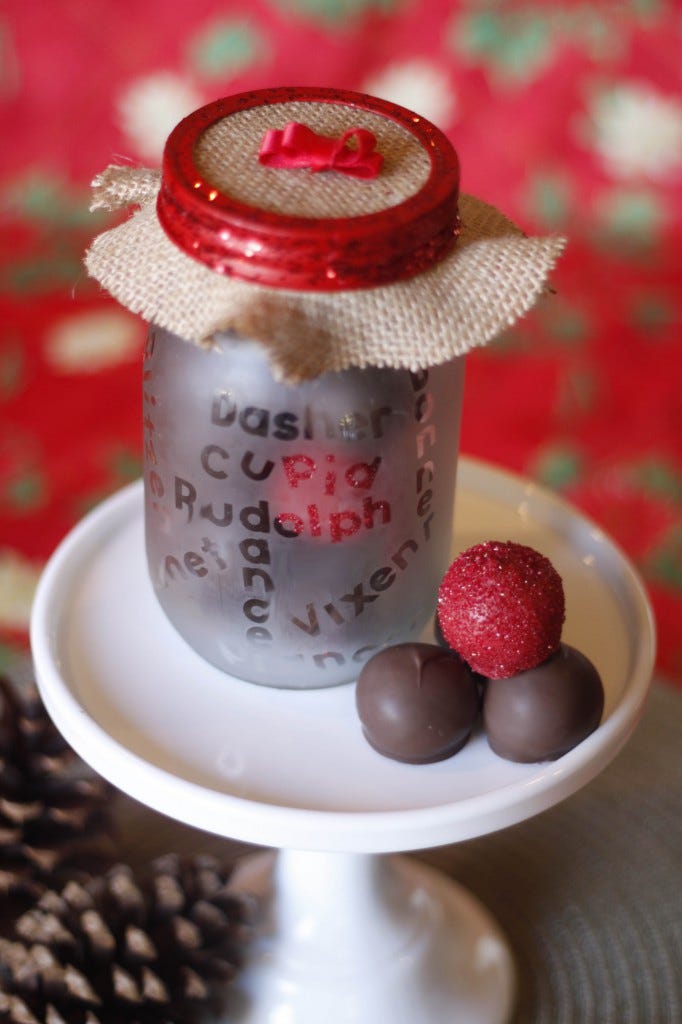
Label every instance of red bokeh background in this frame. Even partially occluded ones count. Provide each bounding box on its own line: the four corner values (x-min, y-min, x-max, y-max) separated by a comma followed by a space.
1, 0, 680, 681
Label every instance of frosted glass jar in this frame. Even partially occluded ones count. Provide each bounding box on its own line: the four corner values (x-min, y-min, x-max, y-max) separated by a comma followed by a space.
143, 326, 464, 688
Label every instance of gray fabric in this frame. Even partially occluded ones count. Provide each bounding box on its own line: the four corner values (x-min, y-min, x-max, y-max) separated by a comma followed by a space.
424, 683, 682, 1023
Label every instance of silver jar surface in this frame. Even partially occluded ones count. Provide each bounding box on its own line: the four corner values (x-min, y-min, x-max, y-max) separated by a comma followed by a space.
143, 326, 464, 688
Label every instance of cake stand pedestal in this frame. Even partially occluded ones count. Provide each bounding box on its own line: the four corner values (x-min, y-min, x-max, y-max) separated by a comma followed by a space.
227, 848, 513, 1023
30, 459, 655, 1024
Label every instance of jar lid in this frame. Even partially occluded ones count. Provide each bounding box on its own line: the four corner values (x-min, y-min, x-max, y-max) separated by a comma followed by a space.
85, 87, 566, 383
157, 87, 460, 291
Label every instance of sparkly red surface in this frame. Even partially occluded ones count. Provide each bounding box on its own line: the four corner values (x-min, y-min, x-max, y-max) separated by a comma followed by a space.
159, 88, 460, 290
438, 542, 566, 679
0, 1, 680, 685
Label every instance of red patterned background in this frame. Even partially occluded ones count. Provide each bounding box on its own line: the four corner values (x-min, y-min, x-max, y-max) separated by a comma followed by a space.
1, 1, 680, 684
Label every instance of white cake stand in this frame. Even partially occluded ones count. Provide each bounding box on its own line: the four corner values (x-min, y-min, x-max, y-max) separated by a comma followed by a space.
30, 458, 655, 1024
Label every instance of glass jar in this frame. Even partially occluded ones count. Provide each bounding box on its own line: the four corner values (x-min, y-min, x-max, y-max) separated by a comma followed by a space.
85, 86, 561, 689
143, 326, 464, 687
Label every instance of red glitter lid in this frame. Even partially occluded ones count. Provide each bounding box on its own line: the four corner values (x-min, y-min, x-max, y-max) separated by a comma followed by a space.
157, 86, 460, 292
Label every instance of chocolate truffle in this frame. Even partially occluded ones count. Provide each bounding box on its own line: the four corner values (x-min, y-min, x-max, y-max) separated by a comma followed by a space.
483, 643, 604, 763
438, 540, 565, 678
356, 643, 480, 764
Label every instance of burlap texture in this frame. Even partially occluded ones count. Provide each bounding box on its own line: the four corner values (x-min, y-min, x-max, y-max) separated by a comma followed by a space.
194, 101, 431, 218
87, 172, 565, 382
90, 165, 161, 211
86, 94, 565, 385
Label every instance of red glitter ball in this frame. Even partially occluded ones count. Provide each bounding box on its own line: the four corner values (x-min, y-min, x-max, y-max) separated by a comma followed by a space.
437, 541, 565, 679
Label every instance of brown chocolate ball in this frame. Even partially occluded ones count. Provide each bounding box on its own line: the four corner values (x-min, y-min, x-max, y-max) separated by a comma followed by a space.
356, 643, 480, 764
483, 643, 604, 763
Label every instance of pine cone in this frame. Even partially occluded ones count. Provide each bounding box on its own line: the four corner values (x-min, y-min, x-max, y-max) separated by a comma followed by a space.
0, 854, 253, 1024
0, 675, 112, 887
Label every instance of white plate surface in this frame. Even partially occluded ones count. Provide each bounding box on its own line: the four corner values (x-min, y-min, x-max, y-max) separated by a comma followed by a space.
31, 459, 655, 853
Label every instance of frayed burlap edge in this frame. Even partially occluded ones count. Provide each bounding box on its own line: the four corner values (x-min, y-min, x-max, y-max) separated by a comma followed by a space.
85, 166, 566, 383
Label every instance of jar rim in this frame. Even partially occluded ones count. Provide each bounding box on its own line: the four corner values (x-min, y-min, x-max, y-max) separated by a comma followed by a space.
157, 87, 460, 292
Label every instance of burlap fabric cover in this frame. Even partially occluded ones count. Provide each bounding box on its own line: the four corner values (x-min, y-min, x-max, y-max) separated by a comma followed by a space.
86, 97, 566, 383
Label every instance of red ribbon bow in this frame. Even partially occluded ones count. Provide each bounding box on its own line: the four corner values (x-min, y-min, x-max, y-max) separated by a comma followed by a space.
258, 122, 383, 179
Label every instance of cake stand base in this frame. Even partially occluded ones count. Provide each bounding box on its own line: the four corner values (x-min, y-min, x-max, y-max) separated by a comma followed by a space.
228, 848, 514, 1024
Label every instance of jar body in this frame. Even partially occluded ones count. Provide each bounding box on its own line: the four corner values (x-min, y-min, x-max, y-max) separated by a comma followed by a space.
143, 326, 464, 688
